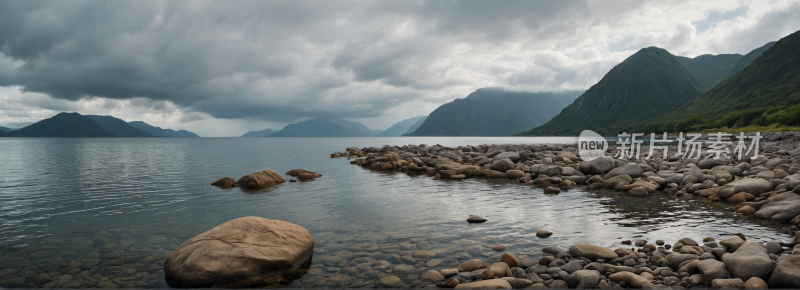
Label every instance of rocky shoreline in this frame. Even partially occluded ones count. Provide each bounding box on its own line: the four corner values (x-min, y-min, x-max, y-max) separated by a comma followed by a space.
415, 235, 800, 289
327, 131, 800, 288
332, 132, 800, 236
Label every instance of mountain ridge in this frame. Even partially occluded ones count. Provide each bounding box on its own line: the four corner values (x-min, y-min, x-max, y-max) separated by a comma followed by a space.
522, 46, 744, 136
638, 31, 800, 132
376, 115, 427, 137
85, 115, 154, 137
6, 112, 117, 137
407, 88, 582, 136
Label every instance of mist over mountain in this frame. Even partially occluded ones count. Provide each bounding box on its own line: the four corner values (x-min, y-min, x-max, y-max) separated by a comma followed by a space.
406, 89, 581, 136
241, 128, 279, 137
0, 126, 12, 133
403, 116, 428, 136
321, 117, 378, 137
127, 121, 174, 137
376, 116, 427, 137
163, 129, 200, 137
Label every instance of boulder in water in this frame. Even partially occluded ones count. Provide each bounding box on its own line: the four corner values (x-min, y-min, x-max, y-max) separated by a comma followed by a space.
164, 216, 314, 288
237, 169, 286, 190
211, 177, 239, 189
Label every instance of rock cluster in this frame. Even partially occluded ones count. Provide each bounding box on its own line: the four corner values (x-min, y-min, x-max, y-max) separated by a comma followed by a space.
212, 168, 323, 190
334, 138, 800, 239
423, 235, 800, 289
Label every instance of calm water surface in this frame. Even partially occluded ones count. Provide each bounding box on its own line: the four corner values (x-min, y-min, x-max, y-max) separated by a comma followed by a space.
0, 137, 793, 288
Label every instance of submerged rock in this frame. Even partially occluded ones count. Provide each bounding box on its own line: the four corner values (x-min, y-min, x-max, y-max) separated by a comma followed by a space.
210, 177, 238, 189
467, 215, 487, 223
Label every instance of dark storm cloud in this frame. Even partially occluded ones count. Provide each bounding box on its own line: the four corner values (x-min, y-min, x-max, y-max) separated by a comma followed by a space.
0, 0, 798, 124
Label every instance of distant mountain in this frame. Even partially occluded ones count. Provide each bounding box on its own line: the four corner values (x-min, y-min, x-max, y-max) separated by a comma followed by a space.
376, 115, 427, 137
0, 129, 7, 137
642, 30, 800, 132
729, 41, 776, 77
241, 128, 278, 137
269, 118, 348, 137
2, 122, 34, 130
163, 129, 200, 137
85, 115, 154, 137
406, 89, 582, 136
6, 112, 116, 137
128, 121, 173, 137
0, 126, 12, 133
522, 47, 743, 136
402, 116, 428, 136
320, 117, 377, 137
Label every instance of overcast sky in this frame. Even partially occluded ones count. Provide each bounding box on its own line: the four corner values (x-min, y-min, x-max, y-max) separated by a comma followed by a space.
1, 0, 799, 136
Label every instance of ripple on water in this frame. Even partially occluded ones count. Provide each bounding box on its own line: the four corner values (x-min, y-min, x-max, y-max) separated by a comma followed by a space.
0, 137, 794, 288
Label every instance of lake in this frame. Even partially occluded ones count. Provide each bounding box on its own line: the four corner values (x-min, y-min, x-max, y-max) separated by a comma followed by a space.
0, 137, 793, 288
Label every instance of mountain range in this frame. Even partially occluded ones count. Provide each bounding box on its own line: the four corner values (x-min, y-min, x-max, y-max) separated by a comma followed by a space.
241, 116, 429, 137
521, 37, 782, 136
0, 113, 199, 137
637, 30, 800, 133
407, 89, 581, 136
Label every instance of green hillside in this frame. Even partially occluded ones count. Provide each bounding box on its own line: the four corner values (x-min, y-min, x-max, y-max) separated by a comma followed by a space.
522, 47, 743, 136
407, 88, 581, 136
728, 41, 775, 77
639, 30, 800, 133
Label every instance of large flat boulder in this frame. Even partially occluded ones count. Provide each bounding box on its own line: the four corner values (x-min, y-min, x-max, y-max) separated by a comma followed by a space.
696, 259, 731, 281
491, 158, 515, 172
768, 254, 800, 288
723, 241, 774, 281
494, 152, 520, 163
164, 217, 314, 288
718, 178, 772, 200
578, 156, 615, 175
753, 192, 800, 221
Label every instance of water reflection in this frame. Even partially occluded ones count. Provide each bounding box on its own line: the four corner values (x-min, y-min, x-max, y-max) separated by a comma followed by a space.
0, 137, 793, 288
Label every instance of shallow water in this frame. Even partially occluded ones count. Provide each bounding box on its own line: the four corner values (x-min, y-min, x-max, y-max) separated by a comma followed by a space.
0, 137, 793, 288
